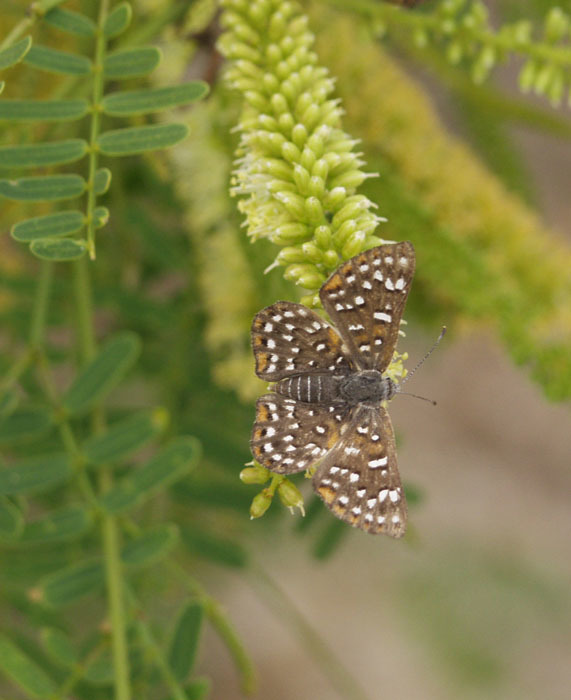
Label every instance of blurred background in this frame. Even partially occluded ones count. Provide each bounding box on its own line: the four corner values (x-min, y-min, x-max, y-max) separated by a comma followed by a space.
1, 1, 570, 699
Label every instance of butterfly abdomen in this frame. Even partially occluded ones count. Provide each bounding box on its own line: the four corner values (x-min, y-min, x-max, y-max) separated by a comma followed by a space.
275, 373, 342, 404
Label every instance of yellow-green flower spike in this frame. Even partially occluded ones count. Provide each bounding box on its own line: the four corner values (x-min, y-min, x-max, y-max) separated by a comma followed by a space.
219, 0, 386, 299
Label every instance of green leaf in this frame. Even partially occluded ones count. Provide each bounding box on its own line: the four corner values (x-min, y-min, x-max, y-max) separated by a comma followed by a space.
0, 497, 23, 539
165, 679, 211, 700
11, 210, 85, 242
0, 98, 88, 121
0, 139, 88, 169
185, 678, 211, 700
103, 47, 160, 79
62, 332, 141, 416
0, 389, 19, 418
30, 237, 87, 261
20, 504, 92, 544
94, 167, 112, 194
168, 602, 204, 682
94, 206, 110, 228
24, 45, 92, 75
103, 2, 132, 38
122, 524, 179, 568
0, 81, 4, 94
41, 559, 104, 606
0, 37, 32, 70
102, 82, 209, 116
0, 407, 52, 444
101, 436, 201, 514
0, 454, 71, 496
0, 634, 57, 699
40, 628, 79, 668
403, 482, 424, 506
84, 652, 114, 685
44, 7, 96, 36
83, 409, 167, 465
98, 123, 188, 156
0, 174, 86, 202
181, 527, 248, 568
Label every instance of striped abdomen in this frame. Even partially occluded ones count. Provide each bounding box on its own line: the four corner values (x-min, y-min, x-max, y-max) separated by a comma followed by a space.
275, 373, 342, 404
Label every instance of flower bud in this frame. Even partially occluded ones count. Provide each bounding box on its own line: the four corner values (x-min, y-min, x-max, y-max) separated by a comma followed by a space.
293, 164, 311, 194
281, 141, 302, 164
278, 479, 305, 514
276, 246, 307, 264
329, 169, 368, 191
241, 464, 271, 485
308, 175, 325, 199
314, 225, 332, 249
271, 93, 289, 115
323, 249, 340, 268
304, 196, 325, 224
278, 112, 294, 132
300, 293, 320, 308
301, 241, 323, 263
332, 219, 358, 248
291, 123, 308, 148
342, 230, 366, 260
270, 222, 311, 244
274, 191, 306, 219
298, 270, 325, 290
250, 490, 273, 519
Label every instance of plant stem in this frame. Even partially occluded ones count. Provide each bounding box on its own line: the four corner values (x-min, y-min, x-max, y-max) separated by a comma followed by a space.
326, 0, 571, 65
127, 588, 189, 700
121, 516, 257, 695
29, 261, 53, 349
251, 562, 371, 700
102, 509, 131, 700
73, 257, 131, 699
169, 560, 257, 695
85, 0, 111, 259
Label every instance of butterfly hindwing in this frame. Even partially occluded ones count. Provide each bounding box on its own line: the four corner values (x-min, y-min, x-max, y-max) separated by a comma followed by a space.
312, 404, 407, 537
251, 301, 354, 382
251, 392, 351, 475
320, 241, 415, 373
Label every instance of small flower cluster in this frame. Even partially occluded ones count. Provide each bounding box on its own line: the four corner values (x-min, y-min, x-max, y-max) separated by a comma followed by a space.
218, 0, 385, 306
241, 462, 305, 518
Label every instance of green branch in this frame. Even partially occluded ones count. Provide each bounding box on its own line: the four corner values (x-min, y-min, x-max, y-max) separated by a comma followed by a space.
326, 0, 571, 102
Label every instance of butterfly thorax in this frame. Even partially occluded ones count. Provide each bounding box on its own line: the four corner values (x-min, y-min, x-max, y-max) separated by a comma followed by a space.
275, 369, 396, 406
339, 370, 396, 405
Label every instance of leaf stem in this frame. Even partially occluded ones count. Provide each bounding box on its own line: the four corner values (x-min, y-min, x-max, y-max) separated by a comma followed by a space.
326, 0, 571, 65
73, 188, 131, 699
169, 560, 257, 695
0, 0, 65, 49
122, 516, 257, 695
127, 588, 189, 700
86, 0, 111, 259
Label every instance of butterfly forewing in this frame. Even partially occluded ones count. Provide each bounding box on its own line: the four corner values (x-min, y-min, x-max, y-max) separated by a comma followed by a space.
320, 242, 415, 373
251, 301, 353, 382
251, 393, 351, 474
312, 405, 407, 537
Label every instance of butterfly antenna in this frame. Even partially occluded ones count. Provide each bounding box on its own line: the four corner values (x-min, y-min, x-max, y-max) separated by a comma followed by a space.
398, 391, 437, 406
400, 326, 447, 388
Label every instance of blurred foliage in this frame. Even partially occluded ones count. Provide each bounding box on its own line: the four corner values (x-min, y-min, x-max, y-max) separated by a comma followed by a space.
0, 0, 570, 699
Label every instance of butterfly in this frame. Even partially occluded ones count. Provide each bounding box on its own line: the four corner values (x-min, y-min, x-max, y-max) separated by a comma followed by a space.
250, 242, 415, 537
